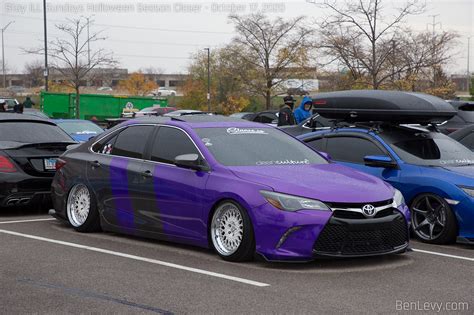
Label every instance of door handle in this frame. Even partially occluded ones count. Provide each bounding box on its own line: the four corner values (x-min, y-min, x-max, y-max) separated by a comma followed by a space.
142, 170, 153, 178
90, 160, 101, 168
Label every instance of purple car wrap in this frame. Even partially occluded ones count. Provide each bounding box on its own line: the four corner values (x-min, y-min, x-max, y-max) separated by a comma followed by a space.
51, 116, 410, 262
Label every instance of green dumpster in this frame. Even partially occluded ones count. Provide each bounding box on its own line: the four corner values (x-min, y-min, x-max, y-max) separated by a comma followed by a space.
41, 92, 168, 120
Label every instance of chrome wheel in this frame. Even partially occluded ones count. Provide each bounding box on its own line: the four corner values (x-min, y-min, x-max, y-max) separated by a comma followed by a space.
211, 203, 244, 256
67, 184, 91, 227
411, 195, 447, 241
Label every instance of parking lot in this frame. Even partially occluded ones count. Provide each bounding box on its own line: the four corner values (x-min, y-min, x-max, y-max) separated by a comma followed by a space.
1, 208, 472, 314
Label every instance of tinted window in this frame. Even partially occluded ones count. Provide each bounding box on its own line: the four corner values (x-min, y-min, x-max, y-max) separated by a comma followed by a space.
307, 137, 325, 151
391, 136, 474, 166
111, 126, 154, 159
195, 127, 327, 166
460, 132, 474, 150
151, 127, 199, 164
326, 136, 385, 163
255, 113, 277, 124
92, 133, 118, 154
0, 122, 72, 143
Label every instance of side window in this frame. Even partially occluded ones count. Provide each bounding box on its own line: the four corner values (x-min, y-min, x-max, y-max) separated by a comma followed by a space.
111, 126, 154, 159
306, 137, 325, 151
151, 127, 199, 164
326, 136, 385, 164
92, 133, 118, 154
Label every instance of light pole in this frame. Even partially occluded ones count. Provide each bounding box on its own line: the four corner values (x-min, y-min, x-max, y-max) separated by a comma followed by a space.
468, 37, 471, 94
43, 0, 49, 91
204, 48, 210, 112
1, 21, 14, 88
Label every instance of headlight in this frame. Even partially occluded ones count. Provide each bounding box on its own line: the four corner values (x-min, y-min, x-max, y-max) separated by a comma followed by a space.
393, 189, 405, 207
260, 190, 331, 212
460, 187, 474, 198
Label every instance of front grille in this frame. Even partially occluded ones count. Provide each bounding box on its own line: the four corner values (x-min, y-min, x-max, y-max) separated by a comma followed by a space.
314, 212, 408, 256
333, 207, 396, 220
326, 199, 393, 209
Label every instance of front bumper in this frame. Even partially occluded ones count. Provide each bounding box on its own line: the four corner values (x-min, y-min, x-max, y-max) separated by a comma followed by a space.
252, 203, 410, 262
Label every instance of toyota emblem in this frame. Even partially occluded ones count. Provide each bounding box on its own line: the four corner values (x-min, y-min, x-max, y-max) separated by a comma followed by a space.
362, 204, 376, 217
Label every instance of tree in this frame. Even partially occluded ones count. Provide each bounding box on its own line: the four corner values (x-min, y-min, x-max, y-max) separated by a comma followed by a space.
310, 0, 425, 89
118, 72, 158, 96
23, 60, 44, 87
470, 77, 474, 101
181, 46, 251, 114
228, 14, 313, 109
26, 17, 116, 118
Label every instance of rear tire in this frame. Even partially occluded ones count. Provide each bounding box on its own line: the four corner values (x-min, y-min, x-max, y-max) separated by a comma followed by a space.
66, 183, 101, 232
210, 200, 255, 262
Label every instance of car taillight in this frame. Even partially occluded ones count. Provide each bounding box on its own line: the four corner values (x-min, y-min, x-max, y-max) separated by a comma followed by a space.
55, 158, 67, 170
0, 155, 17, 173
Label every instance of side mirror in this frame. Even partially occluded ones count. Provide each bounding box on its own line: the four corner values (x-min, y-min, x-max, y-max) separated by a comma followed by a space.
364, 155, 397, 168
318, 151, 331, 161
174, 154, 209, 171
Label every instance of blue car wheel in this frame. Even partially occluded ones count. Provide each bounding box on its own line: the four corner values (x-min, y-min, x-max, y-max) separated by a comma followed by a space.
411, 193, 457, 244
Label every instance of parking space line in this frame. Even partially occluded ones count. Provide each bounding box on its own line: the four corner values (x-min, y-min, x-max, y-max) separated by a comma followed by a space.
0, 228, 270, 287
412, 248, 474, 262
0, 218, 56, 224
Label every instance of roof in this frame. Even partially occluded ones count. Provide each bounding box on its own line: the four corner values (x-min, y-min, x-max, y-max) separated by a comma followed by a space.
311, 90, 456, 124
0, 113, 55, 124
126, 115, 270, 128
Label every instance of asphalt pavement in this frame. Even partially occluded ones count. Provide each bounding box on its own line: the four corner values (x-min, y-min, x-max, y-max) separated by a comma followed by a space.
1, 208, 473, 314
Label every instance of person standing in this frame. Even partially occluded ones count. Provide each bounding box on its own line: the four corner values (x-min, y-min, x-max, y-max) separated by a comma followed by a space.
294, 96, 313, 124
23, 96, 35, 108
277, 95, 296, 126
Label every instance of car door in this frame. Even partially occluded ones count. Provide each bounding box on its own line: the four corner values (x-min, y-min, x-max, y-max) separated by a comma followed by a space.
309, 134, 402, 189
138, 126, 210, 242
87, 125, 155, 230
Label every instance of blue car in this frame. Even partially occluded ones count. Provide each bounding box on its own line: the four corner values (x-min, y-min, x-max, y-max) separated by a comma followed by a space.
54, 119, 104, 142
298, 124, 474, 245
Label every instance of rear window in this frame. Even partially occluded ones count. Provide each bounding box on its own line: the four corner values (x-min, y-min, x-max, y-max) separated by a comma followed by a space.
0, 121, 73, 143
56, 121, 103, 135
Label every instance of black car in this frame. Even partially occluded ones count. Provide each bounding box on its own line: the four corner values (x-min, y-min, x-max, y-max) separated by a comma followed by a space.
279, 113, 333, 136
0, 114, 75, 209
438, 101, 474, 134
241, 110, 279, 125
449, 124, 474, 151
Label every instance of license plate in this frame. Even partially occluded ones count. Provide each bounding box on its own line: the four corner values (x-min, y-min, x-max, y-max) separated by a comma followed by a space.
44, 158, 57, 170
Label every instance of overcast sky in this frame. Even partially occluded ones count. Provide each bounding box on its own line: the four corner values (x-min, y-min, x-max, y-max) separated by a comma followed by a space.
1, 0, 472, 75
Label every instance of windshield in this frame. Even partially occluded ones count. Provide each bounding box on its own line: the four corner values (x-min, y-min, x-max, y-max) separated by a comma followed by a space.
56, 121, 103, 135
0, 122, 73, 143
388, 134, 474, 167
195, 127, 328, 166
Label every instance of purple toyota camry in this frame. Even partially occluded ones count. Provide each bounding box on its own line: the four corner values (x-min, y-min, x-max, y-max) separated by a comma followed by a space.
50, 115, 410, 262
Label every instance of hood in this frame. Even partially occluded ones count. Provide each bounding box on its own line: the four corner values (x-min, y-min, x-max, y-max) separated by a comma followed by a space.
229, 163, 394, 203
436, 165, 474, 186
298, 96, 312, 112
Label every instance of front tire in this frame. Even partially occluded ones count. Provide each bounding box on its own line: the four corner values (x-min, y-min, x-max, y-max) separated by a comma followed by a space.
66, 183, 101, 232
411, 193, 457, 244
210, 201, 255, 262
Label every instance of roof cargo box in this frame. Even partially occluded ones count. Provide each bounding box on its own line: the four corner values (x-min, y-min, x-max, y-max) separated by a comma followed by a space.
311, 90, 456, 124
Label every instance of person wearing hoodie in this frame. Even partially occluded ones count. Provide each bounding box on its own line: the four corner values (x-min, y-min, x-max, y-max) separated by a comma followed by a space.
293, 96, 313, 124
